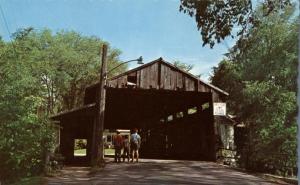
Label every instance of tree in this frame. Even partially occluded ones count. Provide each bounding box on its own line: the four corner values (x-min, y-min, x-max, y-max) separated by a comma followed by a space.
0, 28, 126, 183
179, 0, 292, 48
7, 28, 125, 113
211, 5, 297, 176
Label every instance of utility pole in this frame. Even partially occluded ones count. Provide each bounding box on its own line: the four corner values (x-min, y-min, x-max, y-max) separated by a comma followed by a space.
91, 44, 107, 167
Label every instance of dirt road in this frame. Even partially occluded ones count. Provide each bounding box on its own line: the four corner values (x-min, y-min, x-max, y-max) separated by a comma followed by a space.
47, 158, 283, 185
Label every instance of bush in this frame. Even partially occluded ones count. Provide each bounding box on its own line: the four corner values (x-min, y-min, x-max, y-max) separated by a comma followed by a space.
0, 117, 56, 184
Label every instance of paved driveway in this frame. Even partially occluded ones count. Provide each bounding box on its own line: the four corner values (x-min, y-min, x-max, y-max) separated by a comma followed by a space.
47, 158, 283, 185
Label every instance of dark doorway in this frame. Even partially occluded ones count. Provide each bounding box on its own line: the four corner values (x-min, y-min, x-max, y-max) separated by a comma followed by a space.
104, 88, 215, 161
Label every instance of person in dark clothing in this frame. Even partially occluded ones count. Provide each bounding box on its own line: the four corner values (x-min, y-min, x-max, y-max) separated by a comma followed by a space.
122, 135, 130, 162
113, 131, 123, 163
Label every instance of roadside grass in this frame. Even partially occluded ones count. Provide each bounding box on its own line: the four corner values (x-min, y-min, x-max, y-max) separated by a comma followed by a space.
74, 148, 115, 156
74, 149, 86, 156
104, 148, 115, 155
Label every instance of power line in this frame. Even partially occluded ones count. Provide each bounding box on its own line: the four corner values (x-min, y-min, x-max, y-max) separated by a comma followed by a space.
0, 3, 17, 54
0, 3, 12, 39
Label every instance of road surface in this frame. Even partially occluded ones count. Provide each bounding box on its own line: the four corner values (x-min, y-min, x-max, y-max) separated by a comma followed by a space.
47, 158, 284, 185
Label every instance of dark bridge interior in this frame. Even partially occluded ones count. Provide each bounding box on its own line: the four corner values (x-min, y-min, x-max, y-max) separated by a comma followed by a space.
53, 88, 215, 165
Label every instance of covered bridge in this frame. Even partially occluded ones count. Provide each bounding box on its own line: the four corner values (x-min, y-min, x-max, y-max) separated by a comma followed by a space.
52, 57, 233, 165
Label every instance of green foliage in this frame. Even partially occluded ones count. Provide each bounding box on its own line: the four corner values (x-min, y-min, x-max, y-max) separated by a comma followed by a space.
0, 28, 125, 183
211, 5, 297, 176
74, 139, 87, 150
179, 0, 292, 48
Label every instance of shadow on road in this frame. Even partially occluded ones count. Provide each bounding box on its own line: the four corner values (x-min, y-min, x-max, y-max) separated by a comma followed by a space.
47, 159, 282, 185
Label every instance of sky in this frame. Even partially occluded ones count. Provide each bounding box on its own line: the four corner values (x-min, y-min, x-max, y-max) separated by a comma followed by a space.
0, 0, 236, 81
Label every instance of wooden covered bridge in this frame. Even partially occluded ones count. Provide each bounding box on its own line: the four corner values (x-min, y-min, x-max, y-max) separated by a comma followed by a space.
52, 57, 233, 165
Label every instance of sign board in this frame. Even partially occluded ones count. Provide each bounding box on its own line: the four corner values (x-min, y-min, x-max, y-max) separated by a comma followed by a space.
213, 103, 226, 116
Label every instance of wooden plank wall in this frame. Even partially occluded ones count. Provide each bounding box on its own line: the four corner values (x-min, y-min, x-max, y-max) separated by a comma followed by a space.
184, 76, 195, 91
160, 64, 173, 90
198, 81, 212, 92
160, 63, 197, 91
117, 76, 127, 88
109, 79, 118, 88
137, 70, 141, 87
140, 63, 159, 89
107, 61, 225, 97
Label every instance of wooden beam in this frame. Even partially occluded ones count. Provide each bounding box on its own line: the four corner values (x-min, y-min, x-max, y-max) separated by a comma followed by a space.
158, 61, 161, 89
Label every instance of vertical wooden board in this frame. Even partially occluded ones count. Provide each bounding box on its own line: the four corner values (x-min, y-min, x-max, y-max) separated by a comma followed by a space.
146, 66, 151, 88
141, 68, 146, 89
190, 78, 195, 91
176, 72, 183, 89
150, 63, 158, 89
185, 77, 189, 91
169, 69, 174, 90
168, 66, 173, 89
162, 65, 168, 90
140, 68, 145, 88
174, 71, 178, 89
163, 65, 170, 89
148, 63, 155, 88
159, 64, 164, 89
140, 67, 150, 89
198, 82, 210, 92
166, 66, 172, 90
185, 76, 195, 91
158, 62, 161, 89
169, 68, 173, 89
137, 70, 141, 88
149, 64, 154, 88
198, 82, 205, 92
161, 65, 167, 89
141, 69, 146, 88
141, 68, 145, 88
170, 69, 177, 90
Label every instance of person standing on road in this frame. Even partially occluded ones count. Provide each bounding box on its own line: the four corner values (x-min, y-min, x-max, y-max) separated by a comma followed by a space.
113, 131, 123, 163
130, 128, 141, 163
122, 135, 130, 162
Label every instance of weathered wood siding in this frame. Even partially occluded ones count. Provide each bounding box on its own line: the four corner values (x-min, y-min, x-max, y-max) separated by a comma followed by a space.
160, 63, 173, 90
184, 76, 196, 91
160, 63, 197, 91
198, 81, 212, 92
117, 75, 127, 88
108, 78, 118, 88
140, 63, 159, 89
107, 61, 227, 95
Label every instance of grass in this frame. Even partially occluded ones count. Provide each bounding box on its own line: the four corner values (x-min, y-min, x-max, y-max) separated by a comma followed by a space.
73, 148, 115, 156
74, 148, 86, 156
104, 148, 115, 155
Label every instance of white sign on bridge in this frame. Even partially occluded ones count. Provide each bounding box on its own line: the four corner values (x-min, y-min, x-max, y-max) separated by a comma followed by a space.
213, 103, 226, 116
